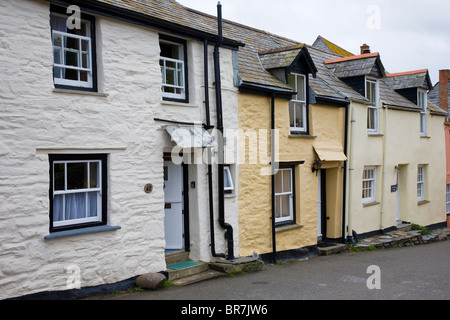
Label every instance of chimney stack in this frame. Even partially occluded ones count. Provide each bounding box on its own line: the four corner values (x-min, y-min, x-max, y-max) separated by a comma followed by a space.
439, 69, 450, 119
360, 44, 371, 54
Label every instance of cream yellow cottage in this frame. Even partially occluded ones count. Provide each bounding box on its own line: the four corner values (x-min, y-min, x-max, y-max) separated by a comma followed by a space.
325, 46, 447, 240
220, 21, 359, 261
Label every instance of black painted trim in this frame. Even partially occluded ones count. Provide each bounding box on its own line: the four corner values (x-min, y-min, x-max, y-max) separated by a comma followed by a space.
48, 154, 108, 234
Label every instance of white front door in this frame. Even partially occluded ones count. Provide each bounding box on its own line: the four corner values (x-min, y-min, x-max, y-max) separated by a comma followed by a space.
164, 162, 184, 250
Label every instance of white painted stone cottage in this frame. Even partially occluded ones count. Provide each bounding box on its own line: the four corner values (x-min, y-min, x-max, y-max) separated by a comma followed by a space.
0, 0, 242, 299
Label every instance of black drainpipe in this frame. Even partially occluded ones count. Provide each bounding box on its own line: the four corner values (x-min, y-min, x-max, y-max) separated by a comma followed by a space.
341, 101, 350, 243
214, 2, 234, 260
204, 39, 225, 259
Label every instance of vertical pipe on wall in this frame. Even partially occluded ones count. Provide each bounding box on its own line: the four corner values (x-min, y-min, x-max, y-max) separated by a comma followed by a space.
271, 94, 277, 263
215, 1, 234, 260
204, 39, 226, 259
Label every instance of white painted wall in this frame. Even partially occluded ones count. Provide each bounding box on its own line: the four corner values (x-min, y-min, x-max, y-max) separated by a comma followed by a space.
0, 0, 239, 299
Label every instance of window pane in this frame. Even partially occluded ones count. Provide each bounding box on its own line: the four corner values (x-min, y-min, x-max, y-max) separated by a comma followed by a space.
53, 194, 64, 222
289, 102, 295, 128
224, 168, 233, 190
160, 42, 180, 59
295, 103, 304, 129
368, 107, 376, 130
88, 192, 99, 218
275, 196, 281, 218
280, 195, 290, 218
65, 193, 87, 220
54, 163, 65, 191
296, 75, 305, 101
80, 70, 87, 82
283, 170, 291, 193
165, 61, 176, 85
65, 50, 79, 67
90, 162, 99, 188
67, 162, 88, 190
275, 171, 282, 194
51, 15, 67, 32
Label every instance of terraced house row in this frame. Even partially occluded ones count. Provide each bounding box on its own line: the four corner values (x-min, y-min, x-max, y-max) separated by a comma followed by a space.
0, 0, 448, 299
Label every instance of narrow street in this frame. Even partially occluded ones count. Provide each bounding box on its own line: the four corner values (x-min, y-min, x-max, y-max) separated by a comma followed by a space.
90, 240, 450, 301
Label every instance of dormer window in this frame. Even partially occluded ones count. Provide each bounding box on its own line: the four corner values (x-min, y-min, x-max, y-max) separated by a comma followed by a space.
159, 37, 187, 102
418, 90, 427, 136
288, 73, 307, 133
366, 78, 379, 133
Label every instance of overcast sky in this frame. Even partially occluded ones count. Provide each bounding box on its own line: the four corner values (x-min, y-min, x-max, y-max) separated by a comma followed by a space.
178, 0, 450, 85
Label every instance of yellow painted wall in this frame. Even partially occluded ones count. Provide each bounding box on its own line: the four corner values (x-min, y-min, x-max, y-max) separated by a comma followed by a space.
238, 92, 346, 257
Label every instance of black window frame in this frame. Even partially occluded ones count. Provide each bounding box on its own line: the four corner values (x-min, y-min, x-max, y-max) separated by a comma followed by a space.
50, 4, 98, 92
49, 154, 108, 234
159, 34, 189, 103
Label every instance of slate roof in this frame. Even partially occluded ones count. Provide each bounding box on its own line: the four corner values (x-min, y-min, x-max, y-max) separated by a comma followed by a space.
378, 79, 422, 112
312, 36, 354, 57
259, 44, 305, 70
93, 0, 440, 115
428, 82, 449, 116
96, 0, 242, 46
306, 45, 369, 104
385, 69, 432, 91
324, 53, 386, 79
218, 20, 303, 90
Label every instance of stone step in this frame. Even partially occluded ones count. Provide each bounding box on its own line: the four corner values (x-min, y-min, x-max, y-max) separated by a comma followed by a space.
166, 262, 209, 281
318, 243, 348, 256
171, 269, 226, 287
165, 250, 190, 265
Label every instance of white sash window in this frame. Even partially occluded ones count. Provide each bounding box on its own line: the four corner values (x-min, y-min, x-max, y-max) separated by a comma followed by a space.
51, 13, 93, 89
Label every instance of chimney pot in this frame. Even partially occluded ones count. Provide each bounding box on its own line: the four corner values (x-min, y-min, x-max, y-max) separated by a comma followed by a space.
360, 44, 371, 54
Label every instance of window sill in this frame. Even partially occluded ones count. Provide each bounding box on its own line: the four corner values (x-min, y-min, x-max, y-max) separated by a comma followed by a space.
420, 135, 431, 139
289, 134, 317, 139
53, 88, 109, 97
368, 133, 383, 137
362, 201, 380, 207
418, 200, 430, 205
161, 99, 197, 108
276, 223, 303, 233
44, 225, 121, 240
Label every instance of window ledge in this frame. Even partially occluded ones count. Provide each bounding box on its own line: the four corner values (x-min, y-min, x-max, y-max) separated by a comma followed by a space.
362, 201, 380, 207
161, 99, 197, 108
289, 134, 317, 139
52, 88, 109, 97
418, 200, 430, 205
276, 223, 303, 233
420, 135, 431, 139
368, 133, 383, 137
44, 225, 121, 240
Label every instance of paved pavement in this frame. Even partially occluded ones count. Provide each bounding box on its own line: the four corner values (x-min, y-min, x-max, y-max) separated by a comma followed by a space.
89, 240, 450, 301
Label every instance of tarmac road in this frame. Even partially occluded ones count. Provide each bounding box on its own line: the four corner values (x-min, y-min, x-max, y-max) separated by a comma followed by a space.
90, 240, 450, 301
